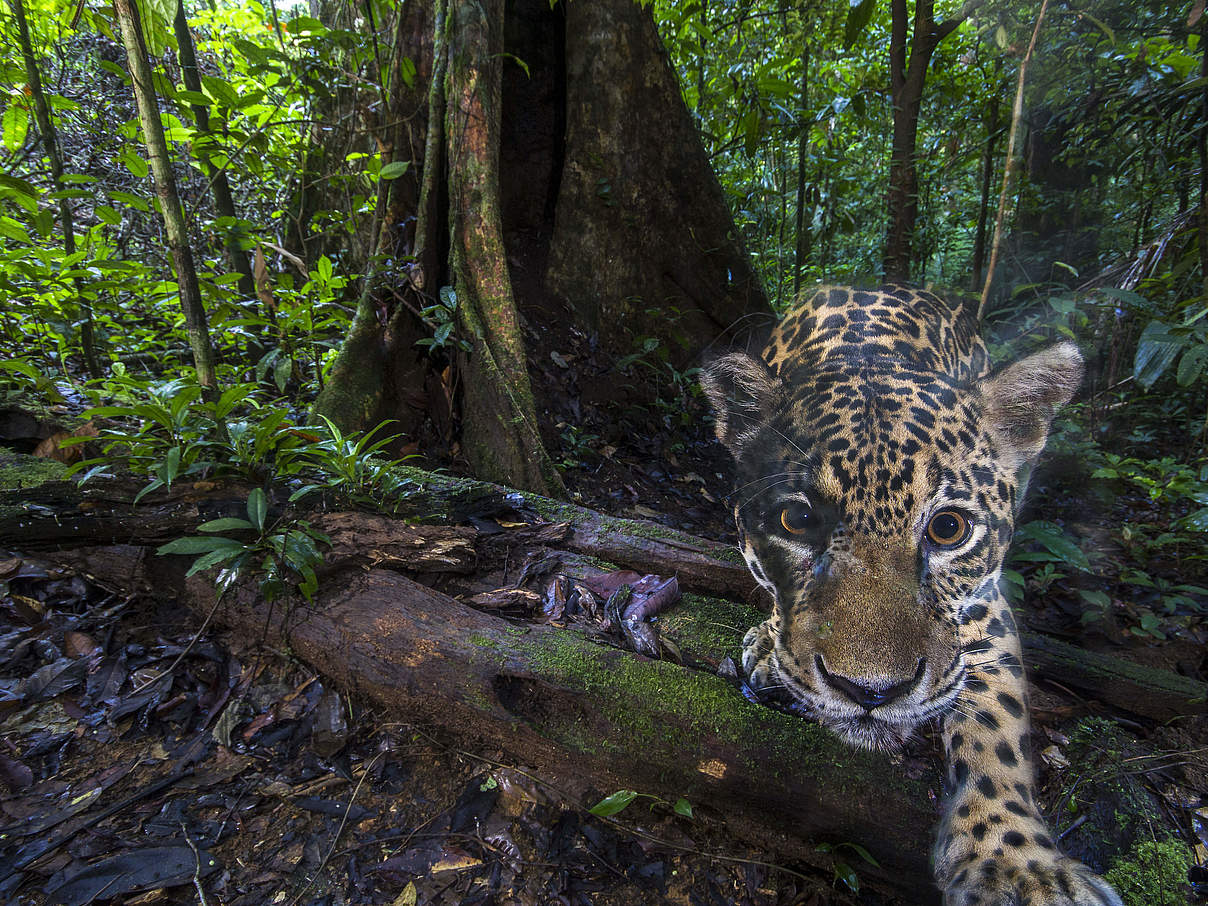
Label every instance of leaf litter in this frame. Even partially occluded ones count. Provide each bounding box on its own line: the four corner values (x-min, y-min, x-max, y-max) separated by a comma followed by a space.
0, 550, 870, 906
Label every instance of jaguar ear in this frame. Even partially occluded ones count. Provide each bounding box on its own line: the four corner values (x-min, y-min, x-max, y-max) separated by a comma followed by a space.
700, 352, 782, 455
979, 341, 1083, 465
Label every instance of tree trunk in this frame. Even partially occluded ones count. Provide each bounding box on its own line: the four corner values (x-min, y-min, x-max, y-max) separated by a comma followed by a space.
172, 0, 254, 301
313, 0, 769, 490
445, 0, 564, 496
13, 0, 100, 378
113, 0, 218, 390
546, 0, 767, 358
883, 0, 980, 283
793, 45, 811, 298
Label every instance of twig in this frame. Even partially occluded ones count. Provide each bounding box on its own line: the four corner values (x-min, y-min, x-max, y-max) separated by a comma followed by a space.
978, 0, 1052, 320
289, 751, 385, 906
183, 823, 210, 906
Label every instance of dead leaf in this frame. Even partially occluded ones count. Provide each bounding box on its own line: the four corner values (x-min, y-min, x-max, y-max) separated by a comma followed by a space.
254, 246, 276, 310
63, 631, 100, 658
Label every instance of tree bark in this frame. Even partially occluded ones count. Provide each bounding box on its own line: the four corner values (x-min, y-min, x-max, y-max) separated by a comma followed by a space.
113, 0, 218, 390
172, 0, 254, 301
13, 0, 100, 378
445, 0, 564, 496
793, 45, 811, 298
546, 1, 768, 358
883, 0, 982, 284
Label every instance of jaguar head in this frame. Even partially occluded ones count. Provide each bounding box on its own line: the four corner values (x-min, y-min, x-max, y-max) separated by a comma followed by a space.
701, 344, 1082, 749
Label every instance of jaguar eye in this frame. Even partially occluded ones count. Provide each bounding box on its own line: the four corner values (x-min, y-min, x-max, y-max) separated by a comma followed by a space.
927, 509, 969, 546
779, 503, 813, 535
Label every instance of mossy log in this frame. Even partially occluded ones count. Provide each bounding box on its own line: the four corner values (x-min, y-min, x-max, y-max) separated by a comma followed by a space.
164, 561, 940, 898
2, 455, 1202, 724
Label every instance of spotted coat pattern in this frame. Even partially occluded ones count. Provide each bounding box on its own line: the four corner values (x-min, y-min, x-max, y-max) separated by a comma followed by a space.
701, 286, 1121, 906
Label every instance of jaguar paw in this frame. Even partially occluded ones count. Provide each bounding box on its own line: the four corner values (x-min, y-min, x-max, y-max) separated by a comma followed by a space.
740, 617, 786, 698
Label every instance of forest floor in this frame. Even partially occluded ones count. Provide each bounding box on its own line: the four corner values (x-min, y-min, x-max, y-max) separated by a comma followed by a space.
0, 553, 887, 906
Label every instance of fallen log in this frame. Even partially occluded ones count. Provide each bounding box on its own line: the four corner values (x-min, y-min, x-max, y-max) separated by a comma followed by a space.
2, 453, 1204, 723
165, 561, 941, 898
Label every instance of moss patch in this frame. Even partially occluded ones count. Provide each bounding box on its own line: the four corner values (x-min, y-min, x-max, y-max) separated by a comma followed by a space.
659, 593, 764, 662
483, 623, 904, 799
0, 454, 69, 490
1103, 839, 1193, 906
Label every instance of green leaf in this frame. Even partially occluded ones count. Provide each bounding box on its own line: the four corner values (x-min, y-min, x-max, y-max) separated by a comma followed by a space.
1077, 589, 1111, 608
1133, 320, 1187, 389
98, 60, 130, 82
843, 0, 877, 49
1175, 343, 1208, 387
2, 100, 29, 152
672, 797, 693, 818
1097, 287, 1152, 312
247, 487, 268, 531
157, 535, 247, 556
177, 90, 212, 107
1013, 522, 1090, 571
198, 517, 256, 532
379, 160, 410, 180
1178, 507, 1208, 532
185, 546, 246, 576
109, 189, 150, 212
118, 150, 150, 179
96, 206, 122, 226
201, 76, 240, 109
0, 217, 31, 244
0, 174, 38, 207
588, 790, 639, 817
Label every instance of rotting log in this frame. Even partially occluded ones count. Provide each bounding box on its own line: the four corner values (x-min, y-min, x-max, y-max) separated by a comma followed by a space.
166, 563, 941, 898
1, 452, 1205, 723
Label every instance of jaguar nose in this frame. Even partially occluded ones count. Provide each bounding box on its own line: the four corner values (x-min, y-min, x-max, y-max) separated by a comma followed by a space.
815, 655, 926, 710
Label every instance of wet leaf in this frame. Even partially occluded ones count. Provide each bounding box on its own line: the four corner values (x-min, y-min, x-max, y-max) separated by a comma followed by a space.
589, 789, 638, 817
45, 845, 220, 905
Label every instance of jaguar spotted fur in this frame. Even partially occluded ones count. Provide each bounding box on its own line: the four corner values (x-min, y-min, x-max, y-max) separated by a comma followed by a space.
701, 285, 1122, 906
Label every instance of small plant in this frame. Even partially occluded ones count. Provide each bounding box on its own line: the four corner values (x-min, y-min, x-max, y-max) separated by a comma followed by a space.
1009, 520, 1093, 577
157, 487, 329, 601
588, 788, 693, 819
0, 357, 65, 405
555, 422, 599, 472
416, 286, 470, 354
75, 375, 216, 501
289, 416, 413, 509
816, 840, 880, 895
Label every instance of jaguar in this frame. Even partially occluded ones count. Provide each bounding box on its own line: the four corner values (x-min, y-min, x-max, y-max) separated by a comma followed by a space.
701, 285, 1122, 906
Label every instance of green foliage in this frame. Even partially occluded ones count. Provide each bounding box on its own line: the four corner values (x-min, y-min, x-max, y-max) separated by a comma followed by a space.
587, 789, 693, 820
815, 840, 880, 895
287, 416, 414, 510
1102, 839, 1193, 906
157, 487, 330, 602
554, 422, 600, 473
416, 285, 471, 353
